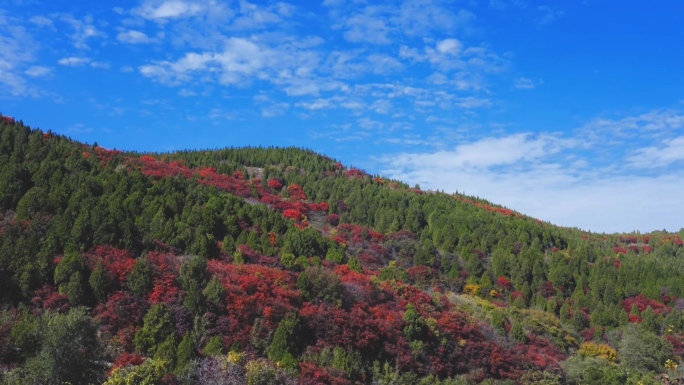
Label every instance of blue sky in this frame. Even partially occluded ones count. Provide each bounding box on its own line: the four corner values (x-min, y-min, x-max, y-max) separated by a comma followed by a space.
1, 0, 684, 233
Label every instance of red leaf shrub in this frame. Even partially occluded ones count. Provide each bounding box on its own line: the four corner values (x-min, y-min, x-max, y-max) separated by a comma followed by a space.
283, 209, 303, 221
267, 178, 283, 190
326, 214, 340, 226
31, 285, 70, 312
623, 294, 669, 315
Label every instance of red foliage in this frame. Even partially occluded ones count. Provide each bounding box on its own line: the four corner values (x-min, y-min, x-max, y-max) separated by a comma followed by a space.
1, 115, 15, 124
613, 258, 621, 269
642, 245, 654, 253
94, 291, 148, 336
267, 178, 283, 190
283, 209, 303, 221
84, 246, 136, 285
31, 285, 70, 312
579, 328, 595, 341
620, 235, 638, 244
642, 235, 652, 244
628, 314, 642, 323
293, 222, 309, 230
539, 281, 556, 298
111, 353, 144, 372
91, 146, 122, 167
326, 214, 340, 226
511, 291, 526, 301
82, 151, 91, 159
206, 260, 300, 344
309, 201, 329, 212
343, 168, 366, 179
232, 170, 244, 179
287, 184, 307, 201
407, 266, 435, 286
368, 231, 385, 242
299, 362, 350, 385
623, 294, 669, 315
675, 237, 683, 247
149, 274, 181, 304
389, 230, 416, 241
666, 334, 684, 357
496, 276, 512, 291
454, 197, 524, 219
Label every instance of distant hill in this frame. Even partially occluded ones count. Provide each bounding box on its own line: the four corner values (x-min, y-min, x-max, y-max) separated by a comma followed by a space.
0, 116, 682, 384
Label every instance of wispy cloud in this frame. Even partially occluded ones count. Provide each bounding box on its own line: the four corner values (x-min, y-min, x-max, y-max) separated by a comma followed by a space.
24, 66, 52, 78
514, 77, 540, 89
60, 15, 106, 50
626, 136, 684, 169
0, 13, 42, 96
134, 0, 206, 20
117, 29, 153, 44
58, 57, 109, 69
377, 108, 684, 232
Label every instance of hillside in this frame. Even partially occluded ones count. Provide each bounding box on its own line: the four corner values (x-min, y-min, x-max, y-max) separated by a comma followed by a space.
1, 116, 683, 385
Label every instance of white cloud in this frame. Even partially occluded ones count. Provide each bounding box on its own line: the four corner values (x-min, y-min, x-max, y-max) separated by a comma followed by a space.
58, 57, 92, 66
61, 15, 106, 50
626, 136, 684, 168
366, 54, 403, 75
385, 134, 562, 169
58, 57, 109, 69
177, 88, 196, 97
117, 29, 152, 44
382, 154, 684, 232
24, 66, 52, 77
0, 16, 42, 96
139, 37, 273, 85
377, 108, 684, 233
436, 38, 462, 55
454, 96, 491, 109
134, 0, 205, 20
514, 77, 539, 89
261, 102, 289, 117
297, 99, 333, 110
29, 15, 53, 27
370, 99, 392, 114
230, 0, 294, 30
342, 10, 392, 44
580, 109, 684, 144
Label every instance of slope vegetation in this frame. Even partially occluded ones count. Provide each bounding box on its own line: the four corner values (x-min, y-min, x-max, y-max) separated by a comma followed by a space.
0, 116, 683, 384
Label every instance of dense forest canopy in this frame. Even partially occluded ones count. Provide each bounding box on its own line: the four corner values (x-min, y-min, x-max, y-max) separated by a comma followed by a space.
1, 116, 683, 384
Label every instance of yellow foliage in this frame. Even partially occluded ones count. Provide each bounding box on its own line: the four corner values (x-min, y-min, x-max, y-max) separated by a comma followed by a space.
463, 283, 481, 295
104, 359, 168, 385
665, 359, 678, 370
489, 289, 499, 297
426, 317, 440, 338
577, 341, 617, 362
227, 350, 245, 365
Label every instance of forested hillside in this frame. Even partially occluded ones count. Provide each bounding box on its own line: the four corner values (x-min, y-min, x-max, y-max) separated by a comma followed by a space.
1, 116, 684, 384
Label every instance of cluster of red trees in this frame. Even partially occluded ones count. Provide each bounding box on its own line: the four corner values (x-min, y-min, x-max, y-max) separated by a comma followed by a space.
454, 197, 524, 219
128, 156, 329, 227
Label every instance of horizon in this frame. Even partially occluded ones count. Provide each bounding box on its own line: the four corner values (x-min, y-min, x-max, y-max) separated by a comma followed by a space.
1, 0, 683, 234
